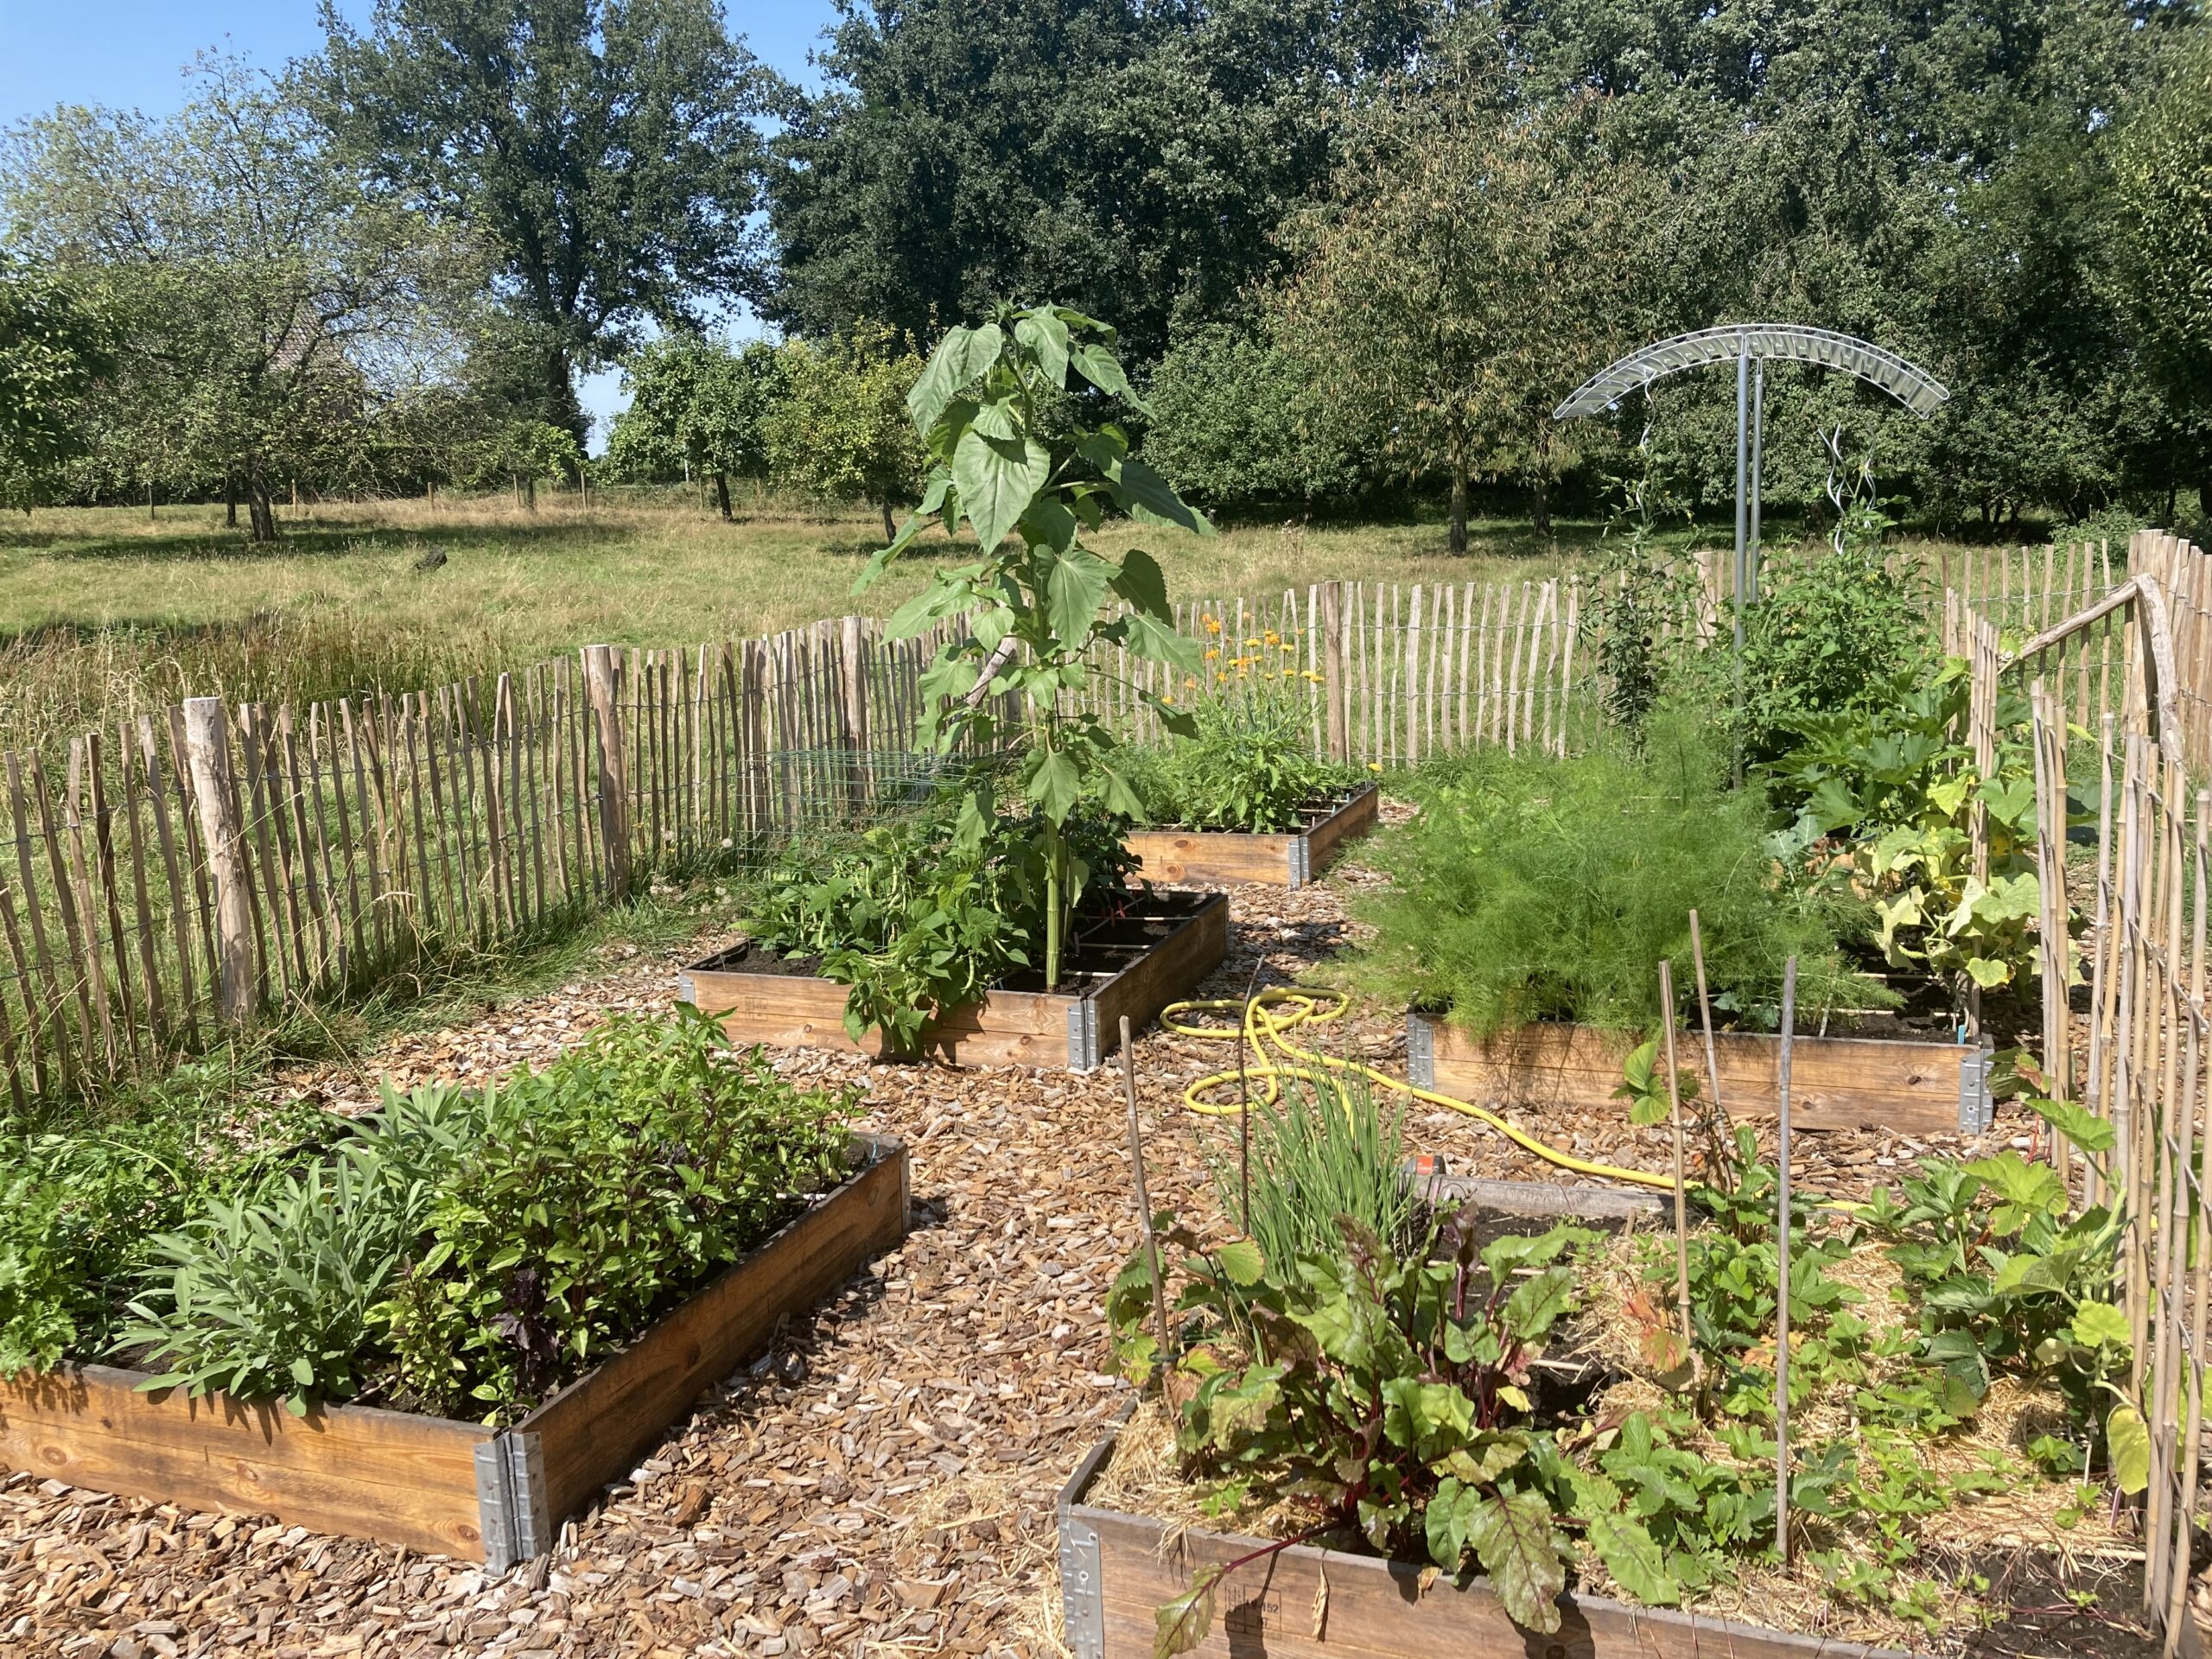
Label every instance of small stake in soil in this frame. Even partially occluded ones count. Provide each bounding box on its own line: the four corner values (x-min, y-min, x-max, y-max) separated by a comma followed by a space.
1122, 1014, 1173, 1363
1658, 960, 1694, 1365
1688, 908, 1734, 1179
1776, 955, 1798, 1569
1236, 956, 1262, 1235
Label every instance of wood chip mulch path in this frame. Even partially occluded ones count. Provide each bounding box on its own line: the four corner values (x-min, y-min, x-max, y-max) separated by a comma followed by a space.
1, 828, 2063, 1659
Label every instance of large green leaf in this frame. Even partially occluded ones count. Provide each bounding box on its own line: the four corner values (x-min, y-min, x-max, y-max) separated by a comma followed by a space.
1119, 609, 1204, 674
1030, 749, 1082, 823
2107, 1401, 2151, 1494
1071, 340, 1136, 404
1502, 1267, 1574, 1341
2071, 1301, 2130, 1351
951, 423, 1049, 552
1426, 1476, 1481, 1569
1014, 308, 1070, 388
1044, 545, 1115, 653
1111, 545, 1176, 619
1110, 455, 1215, 537
2025, 1096, 2116, 1154
1586, 1512, 1679, 1606
1466, 1489, 1565, 1633
1382, 1377, 1475, 1462
906, 325, 972, 433
1154, 1565, 1220, 1658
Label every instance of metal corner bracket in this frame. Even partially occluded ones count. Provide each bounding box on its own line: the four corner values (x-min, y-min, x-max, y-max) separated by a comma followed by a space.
1287, 833, 1312, 890
1067, 996, 1101, 1071
475, 1430, 551, 1573
1406, 1009, 1435, 1090
1959, 1042, 1996, 1134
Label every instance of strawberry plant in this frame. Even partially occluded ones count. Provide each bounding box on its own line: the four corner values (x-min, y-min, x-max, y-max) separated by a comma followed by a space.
857, 303, 1207, 990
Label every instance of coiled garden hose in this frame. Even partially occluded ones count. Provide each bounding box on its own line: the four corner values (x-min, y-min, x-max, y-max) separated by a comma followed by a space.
1156, 989, 1677, 1193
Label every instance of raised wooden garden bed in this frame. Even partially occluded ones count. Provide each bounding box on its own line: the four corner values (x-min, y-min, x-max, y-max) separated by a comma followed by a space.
0, 1134, 907, 1570
1122, 784, 1380, 889
1406, 1010, 1993, 1135
1057, 1413, 1910, 1659
678, 890, 1230, 1071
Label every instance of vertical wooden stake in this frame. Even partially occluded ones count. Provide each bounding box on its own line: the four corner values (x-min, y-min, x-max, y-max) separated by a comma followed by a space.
1658, 960, 1694, 1359
1775, 956, 1798, 1569
182, 698, 254, 1026
1121, 1015, 1173, 1365
582, 645, 632, 900
1321, 582, 1346, 762
1688, 909, 1733, 1179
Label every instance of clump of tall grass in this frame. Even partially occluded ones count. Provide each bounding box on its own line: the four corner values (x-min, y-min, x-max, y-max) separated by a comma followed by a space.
1211, 1067, 1427, 1266
1349, 707, 1891, 1037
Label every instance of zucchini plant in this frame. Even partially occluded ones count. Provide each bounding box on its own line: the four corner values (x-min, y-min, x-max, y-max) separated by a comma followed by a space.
856, 303, 1207, 989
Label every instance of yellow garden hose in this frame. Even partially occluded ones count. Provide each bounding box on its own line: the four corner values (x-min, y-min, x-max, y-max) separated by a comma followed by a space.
1158, 989, 1676, 1192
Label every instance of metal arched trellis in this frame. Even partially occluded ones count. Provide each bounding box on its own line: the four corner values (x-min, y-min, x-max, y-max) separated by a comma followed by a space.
1554, 324, 1949, 651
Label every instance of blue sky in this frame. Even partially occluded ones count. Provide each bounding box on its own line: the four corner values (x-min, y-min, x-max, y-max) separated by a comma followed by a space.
0, 0, 842, 448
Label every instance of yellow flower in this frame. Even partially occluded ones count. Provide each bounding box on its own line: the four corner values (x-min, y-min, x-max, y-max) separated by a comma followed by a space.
1368, 762, 1383, 772
1204, 615, 1223, 635
1216, 671, 1229, 683
1243, 636, 1262, 646
1280, 642, 1297, 653
1205, 647, 1219, 659
1263, 630, 1281, 645
1184, 676, 1198, 689
1161, 694, 1175, 705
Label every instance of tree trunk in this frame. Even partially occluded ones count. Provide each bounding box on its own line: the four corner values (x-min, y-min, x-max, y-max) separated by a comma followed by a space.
524, 474, 537, 512
225, 477, 238, 530
715, 471, 733, 521
1530, 474, 1553, 540
880, 499, 897, 543
1448, 453, 1470, 556
246, 484, 277, 544
543, 341, 587, 465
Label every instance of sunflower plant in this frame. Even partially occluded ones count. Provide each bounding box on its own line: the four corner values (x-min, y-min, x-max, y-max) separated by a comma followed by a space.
856, 303, 1209, 988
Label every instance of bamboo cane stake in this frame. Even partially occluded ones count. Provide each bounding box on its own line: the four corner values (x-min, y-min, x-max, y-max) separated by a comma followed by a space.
1121, 1015, 1175, 1366
1658, 959, 1693, 1360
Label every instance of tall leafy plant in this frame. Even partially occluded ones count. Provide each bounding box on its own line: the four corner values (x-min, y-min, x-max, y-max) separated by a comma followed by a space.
858, 303, 1209, 988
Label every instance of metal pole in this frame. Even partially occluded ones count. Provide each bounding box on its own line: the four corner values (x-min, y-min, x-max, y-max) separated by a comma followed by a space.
1749, 359, 1765, 601
1776, 956, 1797, 1570
1732, 343, 1748, 787
1733, 345, 1749, 653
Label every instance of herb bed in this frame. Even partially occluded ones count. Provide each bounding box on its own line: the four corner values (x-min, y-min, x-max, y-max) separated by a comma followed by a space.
1405, 1009, 1995, 1135
0, 1133, 906, 1568
679, 889, 1229, 1069
1124, 784, 1379, 889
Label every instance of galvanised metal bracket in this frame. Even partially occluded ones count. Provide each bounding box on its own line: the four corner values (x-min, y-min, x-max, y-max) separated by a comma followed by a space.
1959, 1042, 1996, 1135
1058, 1511, 1105, 1659
1054, 1407, 1128, 1659
475, 1431, 551, 1573
1287, 833, 1312, 890
1405, 1010, 1436, 1090
1067, 996, 1101, 1071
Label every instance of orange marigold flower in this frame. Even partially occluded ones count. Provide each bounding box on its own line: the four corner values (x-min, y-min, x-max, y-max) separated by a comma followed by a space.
1203, 615, 1223, 634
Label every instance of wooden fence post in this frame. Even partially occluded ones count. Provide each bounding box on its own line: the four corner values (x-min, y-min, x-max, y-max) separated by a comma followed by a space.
182, 698, 254, 1026
582, 646, 632, 901
1320, 582, 1347, 762
839, 614, 870, 812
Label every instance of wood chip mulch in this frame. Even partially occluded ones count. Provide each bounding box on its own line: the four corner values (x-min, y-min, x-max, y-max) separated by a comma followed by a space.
0, 825, 2061, 1659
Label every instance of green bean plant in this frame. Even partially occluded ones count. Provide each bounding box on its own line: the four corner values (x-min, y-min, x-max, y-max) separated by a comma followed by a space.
856, 303, 1208, 988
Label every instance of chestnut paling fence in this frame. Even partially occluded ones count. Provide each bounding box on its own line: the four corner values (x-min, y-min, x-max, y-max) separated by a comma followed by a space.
0, 543, 2129, 1118
1995, 529, 2212, 1657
